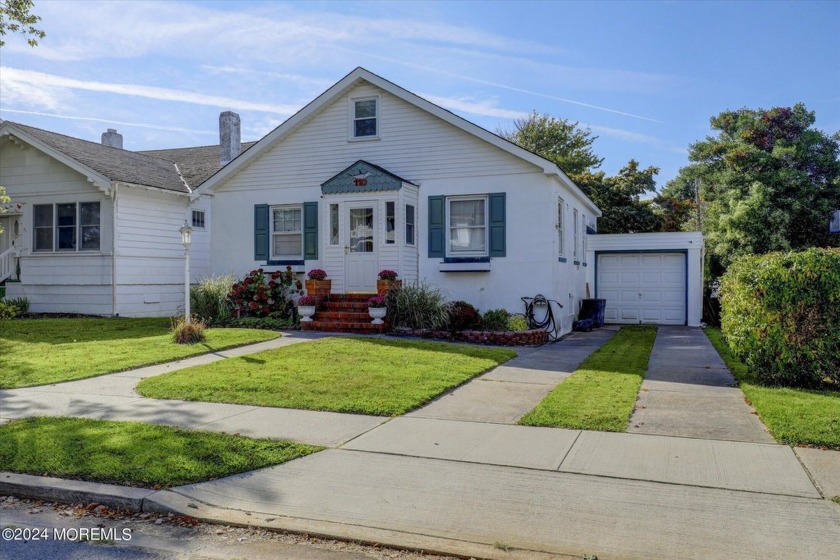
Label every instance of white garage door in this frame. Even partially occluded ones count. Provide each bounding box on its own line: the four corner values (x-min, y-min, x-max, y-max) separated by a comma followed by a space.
597, 253, 686, 325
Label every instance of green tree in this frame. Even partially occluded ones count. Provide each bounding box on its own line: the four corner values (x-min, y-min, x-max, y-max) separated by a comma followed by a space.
498, 111, 603, 177
670, 103, 840, 274
0, 0, 45, 47
500, 112, 662, 233
577, 161, 661, 233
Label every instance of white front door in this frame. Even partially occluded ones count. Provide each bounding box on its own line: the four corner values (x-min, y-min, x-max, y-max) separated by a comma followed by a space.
345, 203, 378, 292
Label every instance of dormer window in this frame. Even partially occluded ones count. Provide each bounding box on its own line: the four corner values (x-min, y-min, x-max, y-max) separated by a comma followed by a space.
352, 97, 378, 139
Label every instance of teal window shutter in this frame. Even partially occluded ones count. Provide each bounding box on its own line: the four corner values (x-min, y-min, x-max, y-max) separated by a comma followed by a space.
254, 204, 269, 261
303, 201, 318, 260
428, 195, 445, 258
488, 193, 506, 257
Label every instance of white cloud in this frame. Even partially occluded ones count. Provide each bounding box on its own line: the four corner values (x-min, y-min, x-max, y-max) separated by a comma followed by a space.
588, 124, 662, 144
0, 109, 217, 135
0, 67, 300, 114
420, 94, 529, 120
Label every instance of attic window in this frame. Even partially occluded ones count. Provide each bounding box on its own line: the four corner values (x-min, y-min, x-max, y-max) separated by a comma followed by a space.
352, 97, 378, 139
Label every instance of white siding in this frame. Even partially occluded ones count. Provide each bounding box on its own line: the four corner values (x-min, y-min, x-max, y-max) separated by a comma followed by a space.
210, 83, 540, 278
114, 187, 190, 317
0, 137, 114, 315
189, 195, 211, 280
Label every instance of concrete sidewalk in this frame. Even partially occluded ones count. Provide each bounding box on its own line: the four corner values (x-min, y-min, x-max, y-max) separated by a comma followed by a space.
629, 326, 774, 442
409, 327, 616, 423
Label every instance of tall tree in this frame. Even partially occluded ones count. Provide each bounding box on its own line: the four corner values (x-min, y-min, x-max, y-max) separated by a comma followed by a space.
498, 112, 603, 178
0, 0, 45, 47
577, 161, 661, 233
500, 112, 662, 233
669, 103, 840, 274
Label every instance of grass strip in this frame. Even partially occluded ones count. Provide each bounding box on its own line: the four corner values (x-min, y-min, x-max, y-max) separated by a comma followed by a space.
0, 417, 321, 488
138, 337, 515, 416
0, 318, 278, 389
705, 328, 840, 449
519, 326, 657, 431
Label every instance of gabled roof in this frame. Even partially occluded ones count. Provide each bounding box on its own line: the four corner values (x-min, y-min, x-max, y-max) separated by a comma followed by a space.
141, 142, 256, 189
321, 160, 417, 194
1, 121, 190, 193
194, 67, 601, 216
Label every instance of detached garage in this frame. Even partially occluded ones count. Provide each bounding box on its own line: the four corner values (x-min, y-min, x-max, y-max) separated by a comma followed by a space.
586, 232, 704, 327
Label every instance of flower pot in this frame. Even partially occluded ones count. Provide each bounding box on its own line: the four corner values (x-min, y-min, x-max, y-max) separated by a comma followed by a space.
305, 279, 331, 299
376, 279, 402, 296
368, 306, 387, 325
298, 305, 317, 322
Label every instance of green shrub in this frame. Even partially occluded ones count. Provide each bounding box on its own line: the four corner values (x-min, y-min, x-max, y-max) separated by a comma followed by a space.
386, 279, 449, 330
0, 301, 19, 320
448, 301, 481, 331
720, 248, 840, 387
191, 274, 234, 323
482, 308, 510, 331
3, 297, 29, 315
171, 316, 207, 344
507, 314, 529, 332
227, 267, 302, 319
225, 316, 293, 330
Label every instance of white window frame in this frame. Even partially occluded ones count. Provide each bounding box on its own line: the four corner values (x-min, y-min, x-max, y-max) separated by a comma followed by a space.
573, 208, 579, 261
405, 203, 416, 246
191, 210, 206, 229
32, 201, 101, 253
385, 201, 396, 244
270, 204, 303, 260
446, 195, 489, 258
349, 95, 380, 141
329, 203, 339, 246
582, 213, 587, 264
557, 197, 565, 258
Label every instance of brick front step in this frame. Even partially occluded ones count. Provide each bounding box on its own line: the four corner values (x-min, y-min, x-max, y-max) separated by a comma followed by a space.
326, 293, 375, 302
301, 320, 387, 334
322, 301, 370, 311
317, 311, 372, 321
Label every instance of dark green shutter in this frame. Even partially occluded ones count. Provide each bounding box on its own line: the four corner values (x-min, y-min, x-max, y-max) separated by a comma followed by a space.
488, 193, 506, 257
428, 195, 445, 258
254, 204, 269, 261
303, 201, 318, 260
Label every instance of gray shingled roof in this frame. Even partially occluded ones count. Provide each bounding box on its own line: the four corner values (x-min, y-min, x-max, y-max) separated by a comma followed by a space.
140, 142, 255, 188
3, 122, 257, 193
5, 122, 190, 193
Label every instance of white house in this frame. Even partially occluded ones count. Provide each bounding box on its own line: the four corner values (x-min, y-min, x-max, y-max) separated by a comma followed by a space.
0, 121, 235, 316
0, 67, 703, 331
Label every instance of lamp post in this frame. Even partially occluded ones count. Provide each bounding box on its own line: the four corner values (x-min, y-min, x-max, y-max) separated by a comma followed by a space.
179, 220, 193, 324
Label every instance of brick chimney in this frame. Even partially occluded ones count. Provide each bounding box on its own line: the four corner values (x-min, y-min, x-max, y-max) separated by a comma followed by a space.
101, 128, 123, 149
219, 111, 241, 165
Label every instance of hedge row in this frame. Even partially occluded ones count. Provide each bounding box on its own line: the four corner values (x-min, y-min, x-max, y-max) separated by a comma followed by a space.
719, 248, 839, 387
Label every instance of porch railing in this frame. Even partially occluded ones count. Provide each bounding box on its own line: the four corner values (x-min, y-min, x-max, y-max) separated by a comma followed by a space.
0, 247, 16, 283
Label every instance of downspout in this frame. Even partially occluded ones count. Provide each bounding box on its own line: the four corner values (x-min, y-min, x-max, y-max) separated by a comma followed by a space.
111, 183, 118, 317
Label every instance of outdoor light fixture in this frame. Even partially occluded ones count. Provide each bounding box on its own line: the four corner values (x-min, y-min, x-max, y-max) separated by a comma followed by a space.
180, 221, 193, 248
179, 220, 193, 323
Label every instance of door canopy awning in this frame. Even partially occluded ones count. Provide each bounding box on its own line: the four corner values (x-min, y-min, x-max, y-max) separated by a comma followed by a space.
321, 160, 417, 195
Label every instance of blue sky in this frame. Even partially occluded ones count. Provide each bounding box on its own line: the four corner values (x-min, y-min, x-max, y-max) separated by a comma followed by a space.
1, 0, 838, 188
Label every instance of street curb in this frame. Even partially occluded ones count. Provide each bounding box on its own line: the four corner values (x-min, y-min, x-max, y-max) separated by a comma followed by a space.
0, 472, 155, 511
0, 471, 579, 560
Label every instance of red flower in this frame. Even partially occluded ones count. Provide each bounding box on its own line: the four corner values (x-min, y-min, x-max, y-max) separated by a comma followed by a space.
249, 302, 258, 310
262, 306, 270, 314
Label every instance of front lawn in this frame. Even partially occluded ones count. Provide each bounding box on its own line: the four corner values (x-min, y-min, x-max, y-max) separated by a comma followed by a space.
519, 326, 657, 431
137, 337, 515, 416
0, 318, 278, 389
0, 417, 320, 488
706, 328, 840, 449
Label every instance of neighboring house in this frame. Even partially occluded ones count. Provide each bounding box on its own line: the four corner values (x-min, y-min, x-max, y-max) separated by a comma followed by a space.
0, 119, 252, 316
0, 68, 703, 330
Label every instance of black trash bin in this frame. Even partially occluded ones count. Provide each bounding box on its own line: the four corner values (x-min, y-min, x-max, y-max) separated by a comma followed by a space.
580, 298, 607, 328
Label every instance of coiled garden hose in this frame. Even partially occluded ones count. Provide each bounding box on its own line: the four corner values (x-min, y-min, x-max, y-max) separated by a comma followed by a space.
521, 294, 563, 342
